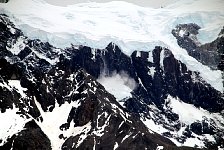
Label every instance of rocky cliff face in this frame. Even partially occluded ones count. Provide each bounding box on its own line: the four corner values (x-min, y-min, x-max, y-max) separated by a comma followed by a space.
172, 23, 224, 71
0, 14, 224, 150
69, 41, 224, 149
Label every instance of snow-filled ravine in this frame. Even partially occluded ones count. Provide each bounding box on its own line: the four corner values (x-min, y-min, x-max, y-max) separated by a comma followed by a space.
0, 0, 223, 92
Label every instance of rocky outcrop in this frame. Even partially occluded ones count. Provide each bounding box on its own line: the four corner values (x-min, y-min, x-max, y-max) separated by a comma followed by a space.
172, 23, 224, 71
0, 54, 188, 150
0, 120, 51, 150
58, 70, 178, 150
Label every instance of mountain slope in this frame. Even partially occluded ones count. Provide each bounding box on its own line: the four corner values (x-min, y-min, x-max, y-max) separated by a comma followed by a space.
0, 13, 224, 149
172, 23, 224, 70
0, 0, 223, 93
0, 14, 205, 150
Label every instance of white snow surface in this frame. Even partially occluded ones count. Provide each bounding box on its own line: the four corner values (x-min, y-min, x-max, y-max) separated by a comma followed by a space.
141, 118, 168, 134
183, 137, 204, 148
6, 37, 26, 55
156, 146, 164, 150
8, 80, 27, 97
0, 0, 223, 92
113, 142, 118, 150
0, 105, 29, 146
33, 97, 81, 150
0, 78, 28, 141
165, 95, 224, 127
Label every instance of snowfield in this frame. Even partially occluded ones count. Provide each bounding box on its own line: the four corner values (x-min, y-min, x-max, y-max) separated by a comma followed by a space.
0, 0, 223, 92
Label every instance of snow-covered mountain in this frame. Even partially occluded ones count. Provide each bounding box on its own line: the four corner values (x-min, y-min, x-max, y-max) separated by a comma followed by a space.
0, 0, 224, 150
0, 0, 223, 92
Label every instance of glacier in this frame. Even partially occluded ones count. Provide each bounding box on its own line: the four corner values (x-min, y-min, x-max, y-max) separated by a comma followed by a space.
0, 0, 223, 92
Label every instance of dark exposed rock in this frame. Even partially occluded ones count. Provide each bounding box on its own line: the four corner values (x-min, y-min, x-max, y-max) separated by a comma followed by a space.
129, 47, 224, 113
172, 23, 224, 71
0, 120, 51, 150
18, 46, 32, 60
190, 121, 203, 135
0, 14, 223, 150
190, 119, 217, 136
0, 80, 16, 112
0, 58, 22, 80
0, 14, 21, 58
60, 70, 178, 150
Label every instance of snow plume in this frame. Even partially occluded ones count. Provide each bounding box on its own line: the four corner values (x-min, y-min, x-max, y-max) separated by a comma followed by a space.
97, 71, 137, 101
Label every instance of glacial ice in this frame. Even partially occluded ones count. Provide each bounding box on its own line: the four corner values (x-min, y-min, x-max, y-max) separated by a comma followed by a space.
0, 0, 223, 92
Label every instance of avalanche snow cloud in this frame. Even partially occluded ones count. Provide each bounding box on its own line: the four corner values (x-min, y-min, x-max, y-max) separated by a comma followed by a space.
0, 0, 223, 92
97, 71, 137, 100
